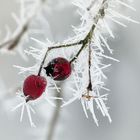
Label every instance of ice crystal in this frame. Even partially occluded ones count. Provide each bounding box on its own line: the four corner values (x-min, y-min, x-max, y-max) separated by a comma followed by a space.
12, 0, 139, 126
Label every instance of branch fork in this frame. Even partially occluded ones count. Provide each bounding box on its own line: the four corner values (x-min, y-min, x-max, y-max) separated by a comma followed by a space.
33, 3, 110, 114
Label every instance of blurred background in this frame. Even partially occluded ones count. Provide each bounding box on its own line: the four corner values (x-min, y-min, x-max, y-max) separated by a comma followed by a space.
0, 0, 140, 140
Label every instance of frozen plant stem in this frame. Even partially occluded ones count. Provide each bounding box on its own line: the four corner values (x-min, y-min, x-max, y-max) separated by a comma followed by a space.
37, 41, 83, 75
11, 0, 138, 128
6, 24, 28, 50
46, 93, 62, 140
87, 36, 92, 92
38, 0, 107, 78
0, 0, 47, 50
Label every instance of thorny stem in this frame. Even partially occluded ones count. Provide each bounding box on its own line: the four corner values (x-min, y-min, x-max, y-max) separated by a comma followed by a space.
0, 0, 47, 50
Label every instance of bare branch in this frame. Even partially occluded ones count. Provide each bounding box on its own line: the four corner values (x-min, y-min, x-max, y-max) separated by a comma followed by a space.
0, 0, 47, 50
46, 93, 62, 140
38, 0, 108, 76
37, 40, 83, 75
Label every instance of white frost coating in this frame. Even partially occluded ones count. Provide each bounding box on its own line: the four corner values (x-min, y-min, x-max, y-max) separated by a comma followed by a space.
11, 91, 36, 127
0, 0, 48, 58
60, 0, 138, 125
13, 0, 138, 126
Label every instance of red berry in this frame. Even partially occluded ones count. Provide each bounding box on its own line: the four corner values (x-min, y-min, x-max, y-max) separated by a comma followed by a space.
44, 57, 71, 81
23, 75, 47, 101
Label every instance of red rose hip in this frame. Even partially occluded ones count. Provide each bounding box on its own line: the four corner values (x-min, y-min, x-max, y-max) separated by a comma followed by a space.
44, 57, 71, 81
23, 75, 47, 101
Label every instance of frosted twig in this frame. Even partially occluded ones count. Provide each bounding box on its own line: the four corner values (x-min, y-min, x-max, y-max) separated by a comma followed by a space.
46, 93, 62, 140
0, 0, 47, 50
13, 0, 138, 126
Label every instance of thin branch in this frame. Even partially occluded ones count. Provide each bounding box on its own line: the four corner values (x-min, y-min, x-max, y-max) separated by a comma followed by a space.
0, 0, 47, 50
37, 40, 83, 75
47, 40, 83, 50
82, 0, 107, 98
70, 0, 107, 63
87, 0, 96, 11
70, 39, 88, 63
38, 0, 107, 76
87, 39, 92, 91
8, 23, 28, 50
46, 93, 62, 140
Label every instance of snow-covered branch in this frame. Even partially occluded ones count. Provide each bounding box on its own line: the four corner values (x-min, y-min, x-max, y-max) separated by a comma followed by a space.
0, 0, 47, 51
12, 0, 139, 127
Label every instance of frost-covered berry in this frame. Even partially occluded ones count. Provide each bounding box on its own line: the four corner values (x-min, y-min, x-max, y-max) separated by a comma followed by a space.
23, 75, 47, 101
44, 57, 71, 81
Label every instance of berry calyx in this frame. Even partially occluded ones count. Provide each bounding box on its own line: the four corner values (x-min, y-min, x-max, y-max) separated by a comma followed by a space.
23, 75, 47, 102
44, 57, 71, 81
